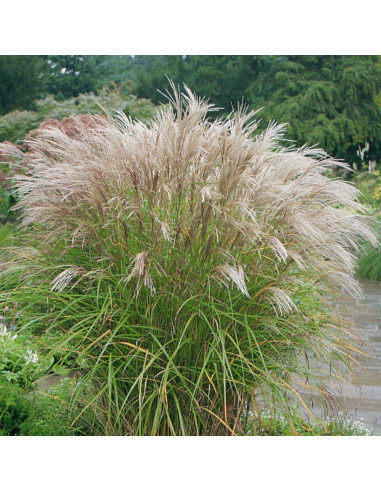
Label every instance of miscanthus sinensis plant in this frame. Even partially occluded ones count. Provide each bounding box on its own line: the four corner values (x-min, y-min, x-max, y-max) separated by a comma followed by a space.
0, 85, 376, 435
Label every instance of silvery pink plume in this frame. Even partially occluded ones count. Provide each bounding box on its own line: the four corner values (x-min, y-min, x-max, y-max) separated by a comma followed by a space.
0, 84, 376, 315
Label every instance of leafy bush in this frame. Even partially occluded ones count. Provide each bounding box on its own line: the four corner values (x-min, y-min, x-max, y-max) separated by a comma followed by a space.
0, 377, 84, 436
0, 381, 32, 435
0, 297, 89, 435
0, 86, 157, 144
0, 301, 46, 435
34, 86, 157, 122
0, 86, 375, 435
0, 111, 40, 144
0, 302, 40, 388
353, 170, 381, 211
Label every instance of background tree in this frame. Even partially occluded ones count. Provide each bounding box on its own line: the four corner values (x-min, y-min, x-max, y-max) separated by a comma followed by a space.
42, 55, 105, 100
0, 56, 46, 115
133, 55, 267, 110
254, 55, 381, 164
132, 55, 381, 164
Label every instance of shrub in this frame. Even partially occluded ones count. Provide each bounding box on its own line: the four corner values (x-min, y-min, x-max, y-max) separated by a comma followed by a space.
0, 297, 88, 436
0, 378, 84, 436
34, 86, 157, 123
353, 169, 381, 212
0, 86, 157, 145
0, 111, 40, 144
0, 85, 375, 435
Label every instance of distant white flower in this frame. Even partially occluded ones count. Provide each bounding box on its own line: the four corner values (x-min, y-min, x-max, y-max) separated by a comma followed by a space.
0, 324, 6, 340
24, 349, 39, 365
0, 324, 17, 341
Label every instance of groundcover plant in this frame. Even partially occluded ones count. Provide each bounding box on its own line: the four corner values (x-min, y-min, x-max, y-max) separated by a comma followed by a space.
0, 85, 376, 435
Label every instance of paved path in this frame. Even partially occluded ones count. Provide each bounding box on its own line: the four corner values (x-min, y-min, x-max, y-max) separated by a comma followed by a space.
299, 280, 381, 433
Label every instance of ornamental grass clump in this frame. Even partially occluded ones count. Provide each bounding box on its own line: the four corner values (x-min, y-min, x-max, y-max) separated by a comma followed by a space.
0, 85, 376, 435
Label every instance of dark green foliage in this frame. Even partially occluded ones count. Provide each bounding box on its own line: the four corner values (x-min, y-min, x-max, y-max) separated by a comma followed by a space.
357, 241, 381, 281
133, 55, 266, 109
94, 55, 136, 89
132, 55, 381, 164
0, 56, 46, 115
0, 186, 18, 223
0, 381, 31, 435
356, 217, 381, 282
0, 55, 136, 112
0, 161, 21, 223
0, 378, 81, 436
41, 55, 136, 101
43, 55, 110, 100
258, 56, 381, 165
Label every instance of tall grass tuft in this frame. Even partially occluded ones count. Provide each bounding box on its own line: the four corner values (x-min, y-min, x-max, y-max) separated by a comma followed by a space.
356, 220, 381, 281
0, 85, 376, 435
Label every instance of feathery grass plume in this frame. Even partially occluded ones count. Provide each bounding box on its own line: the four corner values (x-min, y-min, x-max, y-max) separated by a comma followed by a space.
0, 83, 376, 435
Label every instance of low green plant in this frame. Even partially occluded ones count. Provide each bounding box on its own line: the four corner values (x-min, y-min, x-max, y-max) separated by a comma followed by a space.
0, 85, 375, 435
0, 304, 40, 387
356, 220, 381, 280
0, 377, 87, 436
353, 169, 381, 212
0, 303, 53, 435
0, 380, 32, 435
245, 410, 372, 436
350, 168, 381, 281
0, 300, 90, 435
